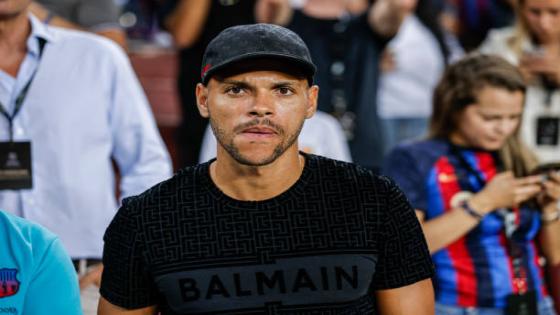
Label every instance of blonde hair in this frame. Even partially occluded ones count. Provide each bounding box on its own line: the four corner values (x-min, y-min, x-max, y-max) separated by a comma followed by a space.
507, 0, 539, 56
430, 53, 538, 176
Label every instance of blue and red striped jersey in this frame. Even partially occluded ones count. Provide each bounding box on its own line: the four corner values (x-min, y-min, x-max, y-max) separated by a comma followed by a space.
383, 139, 548, 308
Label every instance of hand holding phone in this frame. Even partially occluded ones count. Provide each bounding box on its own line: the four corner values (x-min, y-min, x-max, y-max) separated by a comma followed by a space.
531, 162, 560, 179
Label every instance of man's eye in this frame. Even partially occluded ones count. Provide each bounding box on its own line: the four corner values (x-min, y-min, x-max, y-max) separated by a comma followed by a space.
227, 87, 243, 94
278, 87, 293, 95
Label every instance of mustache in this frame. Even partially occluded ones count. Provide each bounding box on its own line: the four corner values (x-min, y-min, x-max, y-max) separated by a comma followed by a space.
233, 119, 284, 135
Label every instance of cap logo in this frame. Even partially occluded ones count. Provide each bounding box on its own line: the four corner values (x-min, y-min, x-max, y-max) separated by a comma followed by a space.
201, 64, 212, 79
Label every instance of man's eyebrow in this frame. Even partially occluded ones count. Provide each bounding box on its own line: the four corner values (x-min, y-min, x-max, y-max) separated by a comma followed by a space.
220, 79, 252, 89
271, 81, 299, 88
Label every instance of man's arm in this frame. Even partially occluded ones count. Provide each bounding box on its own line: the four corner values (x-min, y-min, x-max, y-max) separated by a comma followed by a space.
375, 279, 434, 315
108, 41, 173, 198
163, 0, 212, 48
255, 0, 293, 25
367, 0, 416, 38
98, 297, 157, 315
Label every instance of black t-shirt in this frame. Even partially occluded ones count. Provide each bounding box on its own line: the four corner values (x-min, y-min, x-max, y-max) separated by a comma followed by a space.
100, 154, 433, 314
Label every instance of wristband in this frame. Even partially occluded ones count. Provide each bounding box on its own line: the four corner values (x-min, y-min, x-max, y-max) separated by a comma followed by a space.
541, 208, 560, 225
459, 201, 484, 221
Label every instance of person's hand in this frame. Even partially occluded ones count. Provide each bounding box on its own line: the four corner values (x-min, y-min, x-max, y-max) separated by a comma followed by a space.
538, 171, 560, 212
369, 0, 417, 37
255, 0, 292, 25
79, 263, 103, 290
519, 52, 560, 86
380, 48, 396, 73
475, 171, 543, 213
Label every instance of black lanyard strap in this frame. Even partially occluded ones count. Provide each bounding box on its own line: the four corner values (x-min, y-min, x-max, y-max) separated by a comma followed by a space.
449, 144, 488, 189
0, 37, 46, 142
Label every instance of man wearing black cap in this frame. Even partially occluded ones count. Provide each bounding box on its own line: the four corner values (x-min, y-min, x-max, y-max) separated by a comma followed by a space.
98, 23, 435, 315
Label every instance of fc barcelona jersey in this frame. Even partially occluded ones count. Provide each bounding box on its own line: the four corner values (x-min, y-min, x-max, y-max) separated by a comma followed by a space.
383, 139, 549, 308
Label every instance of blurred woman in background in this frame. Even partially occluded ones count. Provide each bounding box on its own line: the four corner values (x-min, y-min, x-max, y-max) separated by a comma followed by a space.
383, 54, 560, 315
480, 0, 560, 164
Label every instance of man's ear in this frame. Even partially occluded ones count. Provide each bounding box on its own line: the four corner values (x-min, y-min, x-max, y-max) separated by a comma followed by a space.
305, 85, 319, 119
196, 83, 209, 118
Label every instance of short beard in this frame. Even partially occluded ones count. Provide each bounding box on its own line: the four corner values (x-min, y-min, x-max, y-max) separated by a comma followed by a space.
210, 117, 303, 166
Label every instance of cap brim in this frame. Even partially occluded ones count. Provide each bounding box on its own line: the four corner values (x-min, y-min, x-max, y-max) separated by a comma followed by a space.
202, 52, 316, 85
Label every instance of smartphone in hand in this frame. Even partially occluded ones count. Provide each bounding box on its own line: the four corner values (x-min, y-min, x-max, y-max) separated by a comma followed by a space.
531, 162, 560, 180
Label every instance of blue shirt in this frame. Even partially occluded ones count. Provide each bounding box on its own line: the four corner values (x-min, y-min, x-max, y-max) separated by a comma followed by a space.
0, 15, 172, 258
0, 211, 82, 314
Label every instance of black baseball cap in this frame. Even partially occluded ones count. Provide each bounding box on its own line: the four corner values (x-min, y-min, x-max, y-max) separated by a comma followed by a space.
200, 23, 316, 85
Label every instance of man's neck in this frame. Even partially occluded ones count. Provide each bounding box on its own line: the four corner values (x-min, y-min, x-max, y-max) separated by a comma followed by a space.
210, 147, 305, 201
0, 12, 31, 77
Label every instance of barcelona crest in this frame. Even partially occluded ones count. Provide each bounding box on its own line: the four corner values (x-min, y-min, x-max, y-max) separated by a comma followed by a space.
0, 268, 19, 298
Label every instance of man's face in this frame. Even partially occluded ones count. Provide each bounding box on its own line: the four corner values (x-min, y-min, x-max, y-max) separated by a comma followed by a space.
196, 69, 318, 166
0, 0, 31, 19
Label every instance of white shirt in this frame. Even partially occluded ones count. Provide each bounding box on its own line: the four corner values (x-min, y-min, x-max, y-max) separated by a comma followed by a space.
377, 15, 446, 119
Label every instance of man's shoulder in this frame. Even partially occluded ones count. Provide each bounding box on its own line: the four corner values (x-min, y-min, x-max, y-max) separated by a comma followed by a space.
307, 154, 389, 189
46, 25, 125, 58
122, 162, 210, 210
0, 211, 58, 257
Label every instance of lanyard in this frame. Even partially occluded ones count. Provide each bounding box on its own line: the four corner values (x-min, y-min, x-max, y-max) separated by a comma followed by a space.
0, 38, 46, 142
449, 144, 530, 293
449, 144, 491, 190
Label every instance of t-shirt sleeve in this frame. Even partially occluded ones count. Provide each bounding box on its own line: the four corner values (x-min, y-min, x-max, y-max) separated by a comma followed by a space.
100, 198, 159, 309
382, 146, 428, 212
371, 176, 434, 290
24, 238, 82, 315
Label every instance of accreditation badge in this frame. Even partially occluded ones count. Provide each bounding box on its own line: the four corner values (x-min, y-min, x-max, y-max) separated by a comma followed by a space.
536, 116, 559, 146
0, 141, 32, 189
505, 291, 537, 315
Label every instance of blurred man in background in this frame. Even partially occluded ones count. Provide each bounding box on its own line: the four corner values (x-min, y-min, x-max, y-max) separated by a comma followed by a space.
0, 1, 172, 314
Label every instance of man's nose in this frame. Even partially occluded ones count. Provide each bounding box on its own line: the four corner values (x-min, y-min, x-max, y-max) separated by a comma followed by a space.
249, 92, 274, 117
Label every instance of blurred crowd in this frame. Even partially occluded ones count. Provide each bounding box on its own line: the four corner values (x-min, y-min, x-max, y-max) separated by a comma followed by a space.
0, 0, 560, 314
38, 0, 557, 171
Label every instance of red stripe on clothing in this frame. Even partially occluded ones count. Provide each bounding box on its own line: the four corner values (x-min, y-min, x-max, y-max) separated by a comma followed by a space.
531, 241, 549, 297
435, 157, 478, 306
473, 152, 496, 183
